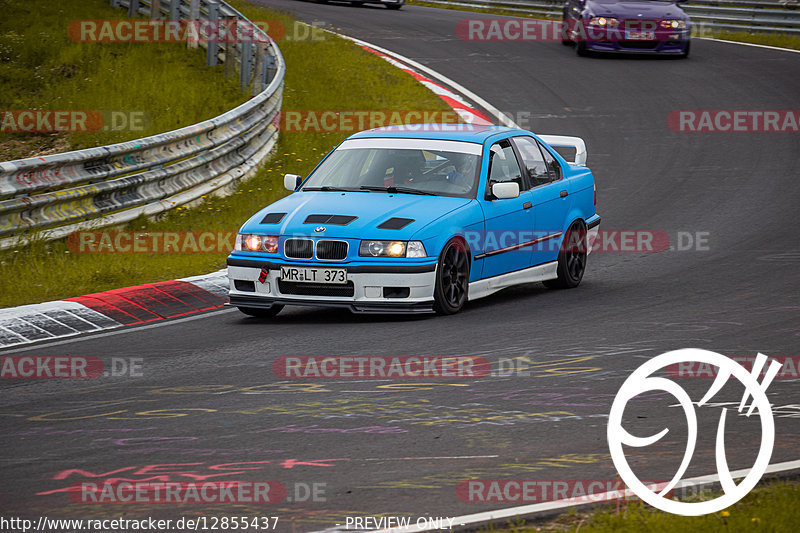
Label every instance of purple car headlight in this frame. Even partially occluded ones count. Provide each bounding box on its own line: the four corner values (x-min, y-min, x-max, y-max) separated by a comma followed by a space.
589, 17, 620, 28
660, 19, 687, 30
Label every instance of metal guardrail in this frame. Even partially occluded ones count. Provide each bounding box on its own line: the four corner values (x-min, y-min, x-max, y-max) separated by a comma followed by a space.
416, 0, 800, 35
0, 0, 285, 249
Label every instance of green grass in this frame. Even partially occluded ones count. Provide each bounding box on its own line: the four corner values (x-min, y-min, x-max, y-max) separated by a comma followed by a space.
0, 0, 453, 307
0, 0, 247, 161
407, 0, 800, 51
707, 30, 800, 51
481, 479, 800, 532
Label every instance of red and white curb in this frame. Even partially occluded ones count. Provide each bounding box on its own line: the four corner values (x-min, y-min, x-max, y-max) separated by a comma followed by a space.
0, 270, 228, 348
358, 45, 493, 126
342, 35, 517, 128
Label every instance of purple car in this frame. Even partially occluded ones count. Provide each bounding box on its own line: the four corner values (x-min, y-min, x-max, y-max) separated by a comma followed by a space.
562, 0, 691, 57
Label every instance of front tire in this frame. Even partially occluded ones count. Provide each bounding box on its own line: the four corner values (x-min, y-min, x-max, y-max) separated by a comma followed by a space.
433, 238, 469, 315
544, 221, 587, 289
576, 40, 589, 56
237, 305, 284, 318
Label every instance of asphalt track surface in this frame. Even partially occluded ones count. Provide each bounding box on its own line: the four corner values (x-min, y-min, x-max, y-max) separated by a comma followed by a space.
2, 2, 800, 530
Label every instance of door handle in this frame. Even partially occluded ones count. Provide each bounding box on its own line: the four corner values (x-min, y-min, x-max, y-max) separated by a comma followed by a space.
523, 202, 532, 210
560, 190, 568, 198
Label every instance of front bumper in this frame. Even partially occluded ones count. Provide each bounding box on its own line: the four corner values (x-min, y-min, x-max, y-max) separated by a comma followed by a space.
227, 257, 437, 314
583, 28, 690, 54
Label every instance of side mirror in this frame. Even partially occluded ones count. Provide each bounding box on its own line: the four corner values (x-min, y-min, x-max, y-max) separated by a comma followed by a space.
492, 182, 520, 199
284, 173, 302, 191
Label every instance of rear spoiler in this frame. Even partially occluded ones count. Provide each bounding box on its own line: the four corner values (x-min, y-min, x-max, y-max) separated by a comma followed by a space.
538, 135, 587, 166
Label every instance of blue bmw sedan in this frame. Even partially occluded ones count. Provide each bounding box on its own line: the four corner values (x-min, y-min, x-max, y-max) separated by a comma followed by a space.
227, 124, 600, 316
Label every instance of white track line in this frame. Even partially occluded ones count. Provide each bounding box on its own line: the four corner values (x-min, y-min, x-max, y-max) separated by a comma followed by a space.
697, 37, 800, 54
376, 458, 800, 532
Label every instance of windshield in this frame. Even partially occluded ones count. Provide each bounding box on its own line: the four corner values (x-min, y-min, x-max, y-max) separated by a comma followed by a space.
301, 139, 482, 198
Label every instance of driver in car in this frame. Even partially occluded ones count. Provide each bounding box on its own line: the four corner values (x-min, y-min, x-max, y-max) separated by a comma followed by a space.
385, 150, 426, 187
445, 154, 476, 190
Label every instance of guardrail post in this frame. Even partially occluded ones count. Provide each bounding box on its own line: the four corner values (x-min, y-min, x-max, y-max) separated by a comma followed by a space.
240, 41, 252, 92
206, 1, 219, 66
260, 53, 269, 92
168, 0, 181, 20
150, 0, 161, 19
223, 15, 237, 79
265, 52, 276, 85
252, 42, 266, 96
128, 0, 140, 17
110, 0, 120, 8
187, 0, 200, 49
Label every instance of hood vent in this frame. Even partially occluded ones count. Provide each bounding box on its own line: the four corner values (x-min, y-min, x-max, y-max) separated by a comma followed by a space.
377, 217, 414, 230
304, 214, 358, 225
260, 212, 287, 224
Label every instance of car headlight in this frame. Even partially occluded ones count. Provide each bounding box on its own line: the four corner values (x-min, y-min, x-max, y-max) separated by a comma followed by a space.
406, 241, 427, 258
235, 234, 279, 253
660, 19, 687, 29
359, 240, 427, 258
588, 17, 620, 27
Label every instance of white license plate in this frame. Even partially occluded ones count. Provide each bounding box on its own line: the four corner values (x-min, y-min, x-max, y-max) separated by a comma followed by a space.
280, 266, 347, 284
626, 31, 655, 40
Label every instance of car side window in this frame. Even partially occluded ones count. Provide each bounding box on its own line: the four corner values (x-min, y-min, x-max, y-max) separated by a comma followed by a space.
487, 140, 525, 197
536, 139, 562, 182
512, 136, 552, 187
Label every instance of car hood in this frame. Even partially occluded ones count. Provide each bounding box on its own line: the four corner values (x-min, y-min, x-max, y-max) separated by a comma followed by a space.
586, 0, 687, 19
241, 191, 473, 240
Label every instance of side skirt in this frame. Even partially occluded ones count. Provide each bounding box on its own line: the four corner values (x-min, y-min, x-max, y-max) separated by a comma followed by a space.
468, 261, 558, 301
